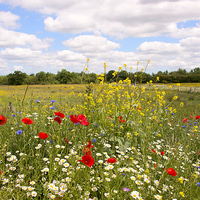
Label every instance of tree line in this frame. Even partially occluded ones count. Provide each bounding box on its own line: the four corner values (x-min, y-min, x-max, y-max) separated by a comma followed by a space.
0, 67, 200, 85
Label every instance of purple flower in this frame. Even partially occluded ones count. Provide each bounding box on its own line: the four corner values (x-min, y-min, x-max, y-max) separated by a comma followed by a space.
197, 182, 200, 187
123, 188, 130, 192
16, 130, 22, 135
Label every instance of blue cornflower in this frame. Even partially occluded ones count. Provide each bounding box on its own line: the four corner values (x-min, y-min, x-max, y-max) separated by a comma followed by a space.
194, 122, 197, 124
69, 128, 72, 130
92, 139, 97, 142
17, 111, 22, 114
50, 140, 53, 144
171, 113, 174, 115
12, 115, 16, 117
182, 125, 186, 128
197, 182, 200, 187
122, 173, 126, 176
153, 109, 156, 112
75, 122, 79, 125
50, 106, 55, 110
51, 100, 55, 103
16, 130, 22, 135
95, 124, 99, 127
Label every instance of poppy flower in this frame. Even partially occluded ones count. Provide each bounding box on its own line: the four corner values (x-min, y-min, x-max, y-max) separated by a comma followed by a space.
154, 163, 157, 168
83, 147, 92, 155
107, 158, 117, 163
166, 168, 177, 176
22, 118, 33, 125
0, 115, 7, 125
54, 117, 62, 124
151, 149, 156, 153
64, 138, 69, 144
190, 115, 193, 119
0, 171, 1, 175
78, 155, 94, 168
55, 111, 65, 118
161, 151, 164, 155
39, 132, 49, 139
118, 116, 125, 123
70, 114, 89, 126
195, 115, 200, 120
182, 118, 188, 123
85, 141, 93, 149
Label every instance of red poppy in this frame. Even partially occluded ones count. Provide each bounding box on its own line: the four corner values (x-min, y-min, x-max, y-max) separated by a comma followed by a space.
22, 118, 33, 125
0, 171, 1, 174
118, 116, 125, 123
190, 115, 193, 119
64, 138, 69, 144
153, 164, 157, 168
166, 168, 177, 176
0, 115, 7, 125
54, 116, 62, 124
161, 151, 164, 155
55, 111, 65, 118
182, 118, 188, 123
39, 132, 49, 139
195, 115, 200, 120
151, 149, 156, 153
78, 155, 94, 168
85, 141, 93, 149
70, 114, 89, 126
107, 158, 117, 163
83, 147, 92, 155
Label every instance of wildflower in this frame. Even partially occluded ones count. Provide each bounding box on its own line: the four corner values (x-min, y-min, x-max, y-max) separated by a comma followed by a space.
104, 193, 110, 198
154, 194, 162, 199
70, 114, 89, 126
161, 151, 164, 155
54, 116, 62, 124
195, 115, 200, 120
0, 115, 7, 125
50, 106, 55, 110
22, 118, 33, 125
151, 149, 156, 153
197, 182, 200, 187
39, 132, 49, 139
118, 116, 125, 123
107, 158, 117, 163
55, 111, 65, 118
182, 118, 188, 123
16, 130, 23, 135
51, 100, 55, 103
130, 191, 139, 198
123, 188, 130, 192
78, 155, 94, 168
166, 168, 177, 176
180, 192, 185, 197
64, 138, 69, 144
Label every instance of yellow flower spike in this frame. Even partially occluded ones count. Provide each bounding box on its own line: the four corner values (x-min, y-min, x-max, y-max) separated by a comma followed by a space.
178, 177, 184, 184
180, 192, 185, 197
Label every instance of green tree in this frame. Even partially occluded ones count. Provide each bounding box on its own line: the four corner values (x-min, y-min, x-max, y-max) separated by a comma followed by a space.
7, 71, 28, 85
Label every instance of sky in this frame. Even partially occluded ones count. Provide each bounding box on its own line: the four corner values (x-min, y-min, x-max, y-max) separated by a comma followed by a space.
0, 0, 200, 75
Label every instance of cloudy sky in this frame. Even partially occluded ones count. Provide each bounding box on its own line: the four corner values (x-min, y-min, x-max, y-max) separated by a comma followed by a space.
0, 0, 200, 75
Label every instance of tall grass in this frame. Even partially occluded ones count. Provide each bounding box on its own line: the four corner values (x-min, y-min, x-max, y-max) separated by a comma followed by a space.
0, 81, 200, 199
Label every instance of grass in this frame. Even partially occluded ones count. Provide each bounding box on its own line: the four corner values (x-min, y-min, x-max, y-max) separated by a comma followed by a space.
0, 81, 200, 199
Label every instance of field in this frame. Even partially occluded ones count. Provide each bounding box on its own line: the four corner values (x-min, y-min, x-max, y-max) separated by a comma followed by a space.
0, 81, 200, 199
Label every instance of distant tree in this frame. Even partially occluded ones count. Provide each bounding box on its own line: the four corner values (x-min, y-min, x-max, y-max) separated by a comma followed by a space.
56, 69, 72, 84
36, 71, 47, 84
7, 71, 28, 85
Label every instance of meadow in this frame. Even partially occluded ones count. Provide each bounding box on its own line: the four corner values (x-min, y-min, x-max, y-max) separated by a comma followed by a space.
0, 80, 200, 199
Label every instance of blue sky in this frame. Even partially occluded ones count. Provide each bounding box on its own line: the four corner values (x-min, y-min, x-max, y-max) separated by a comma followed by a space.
0, 0, 200, 75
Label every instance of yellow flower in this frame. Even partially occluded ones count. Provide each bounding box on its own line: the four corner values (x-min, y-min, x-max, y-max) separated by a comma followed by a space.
137, 61, 139, 64
86, 58, 90, 61
178, 177, 184, 184
172, 96, 178, 101
141, 68, 144, 72
177, 83, 180, 86
180, 102, 184, 107
118, 66, 122, 71
156, 77, 159, 81
180, 192, 185, 197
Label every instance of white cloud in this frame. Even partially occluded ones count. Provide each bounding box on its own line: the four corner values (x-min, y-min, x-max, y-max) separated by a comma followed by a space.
13, 65, 23, 71
2, 0, 200, 38
0, 11, 20, 29
62, 35, 121, 53
0, 58, 8, 70
0, 28, 53, 49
